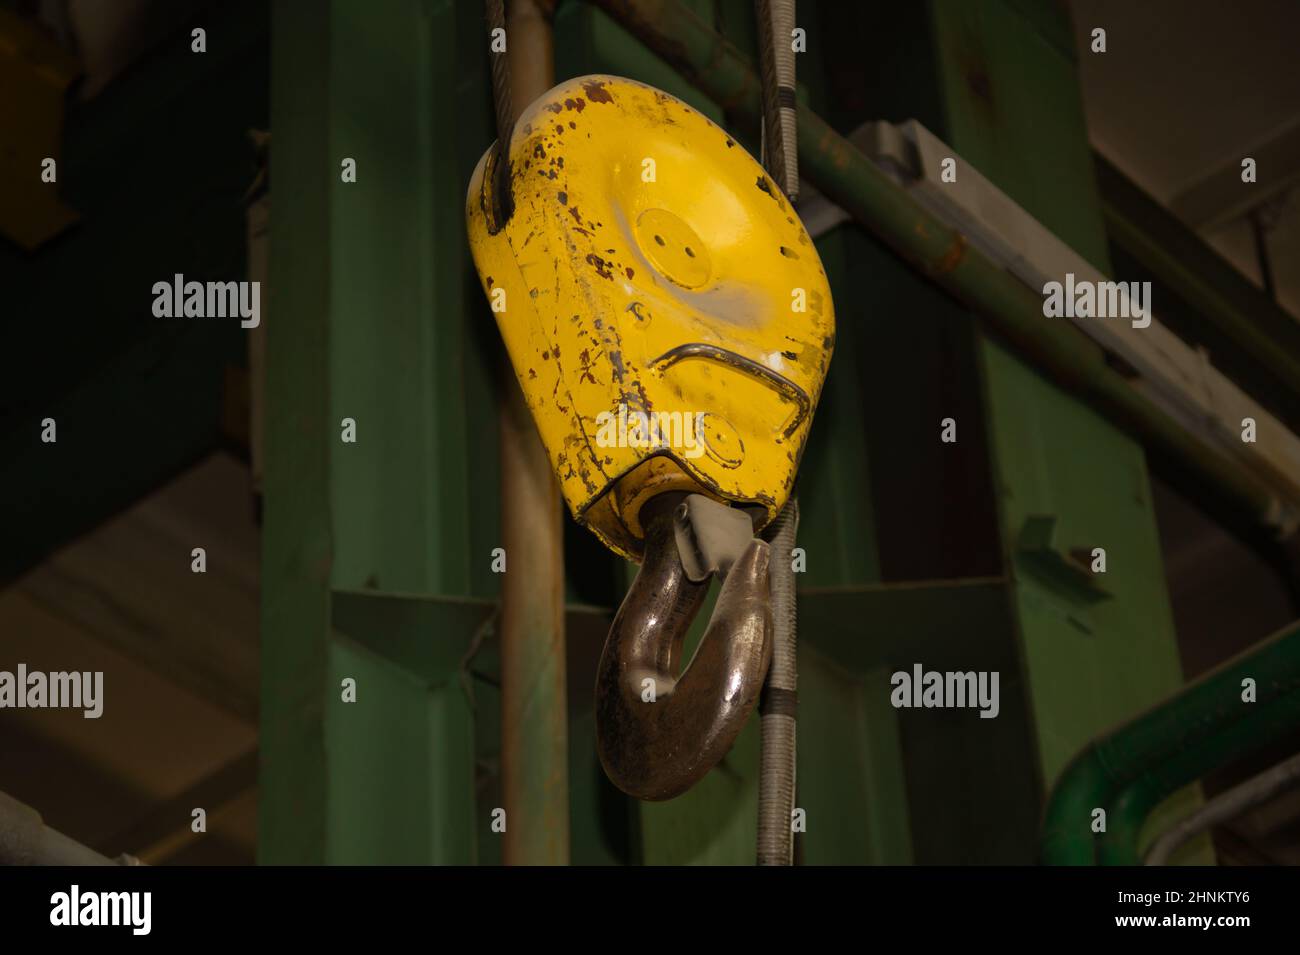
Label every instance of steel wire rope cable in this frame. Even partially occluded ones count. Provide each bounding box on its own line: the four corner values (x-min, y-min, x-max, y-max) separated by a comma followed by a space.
755, 0, 800, 867
486, 0, 515, 221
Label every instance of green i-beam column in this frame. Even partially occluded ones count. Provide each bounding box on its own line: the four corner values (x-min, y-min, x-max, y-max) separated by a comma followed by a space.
261, 0, 500, 865
924, 0, 1208, 864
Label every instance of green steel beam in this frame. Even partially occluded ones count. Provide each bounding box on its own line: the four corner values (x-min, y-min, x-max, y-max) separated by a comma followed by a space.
260, 0, 332, 865
262, 0, 502, 864
930, 0, 1211, 867
800, 578, 1039, 863
797, 656, 911, 864
925, 0, 1209, 863
331, 591, 497, 684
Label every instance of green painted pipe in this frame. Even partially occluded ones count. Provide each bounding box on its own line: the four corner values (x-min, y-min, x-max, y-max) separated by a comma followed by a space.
592, 0, 1295, 537
1096, 685, 1300, 864
1041, 618, 1300, 864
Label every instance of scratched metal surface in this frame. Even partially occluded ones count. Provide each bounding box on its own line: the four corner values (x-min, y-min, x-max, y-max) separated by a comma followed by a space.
468, 74, 834, 560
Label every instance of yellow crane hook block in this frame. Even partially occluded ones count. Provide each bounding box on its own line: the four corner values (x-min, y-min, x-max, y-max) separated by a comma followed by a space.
466, 75, 834, 561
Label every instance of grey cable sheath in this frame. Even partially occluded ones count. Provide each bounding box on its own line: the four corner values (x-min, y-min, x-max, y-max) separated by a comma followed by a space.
754, 0, 799, 868
755, 0, 799, 201
757, 497, 798, 865
1145, 749, 1300, 865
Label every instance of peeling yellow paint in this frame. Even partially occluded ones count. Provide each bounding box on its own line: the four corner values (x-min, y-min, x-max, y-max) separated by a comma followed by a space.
467, 75, 834, 561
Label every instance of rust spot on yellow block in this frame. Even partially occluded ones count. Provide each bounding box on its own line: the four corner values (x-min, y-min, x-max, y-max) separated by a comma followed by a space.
582, 79, 614, 104
466, 75, 834, 560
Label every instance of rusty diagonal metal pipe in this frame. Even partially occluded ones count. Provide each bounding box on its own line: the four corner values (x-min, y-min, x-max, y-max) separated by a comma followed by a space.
596, 494, 773, 801
494, 0, 569, 865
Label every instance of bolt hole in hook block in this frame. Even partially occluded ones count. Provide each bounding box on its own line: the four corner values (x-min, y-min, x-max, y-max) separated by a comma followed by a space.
596, 494, 773, 801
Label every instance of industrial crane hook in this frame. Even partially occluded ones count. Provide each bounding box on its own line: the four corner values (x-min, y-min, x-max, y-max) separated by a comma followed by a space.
595, 493, 773, 801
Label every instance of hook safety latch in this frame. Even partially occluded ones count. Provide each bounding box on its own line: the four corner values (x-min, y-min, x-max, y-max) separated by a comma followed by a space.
595, 493, 772, 801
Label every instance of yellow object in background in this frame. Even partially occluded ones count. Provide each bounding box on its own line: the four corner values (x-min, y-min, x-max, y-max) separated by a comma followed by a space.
467, 75, 834, 561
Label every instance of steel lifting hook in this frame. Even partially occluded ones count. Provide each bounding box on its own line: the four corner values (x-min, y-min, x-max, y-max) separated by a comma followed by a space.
595, 493, 773, 801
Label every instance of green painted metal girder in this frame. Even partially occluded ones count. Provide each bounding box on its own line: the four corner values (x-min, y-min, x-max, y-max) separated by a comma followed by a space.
328, 590, 495, 861
260, 0, 333, 865
801, 578, 1012, 673
326, 0, 501, 603
800, 578, 1038, 863
798, 654, 911, 864
924, 0, 1212, 863
331, 591, 497, 686
931, 0, 1109, 270
262, 0, 503, 865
